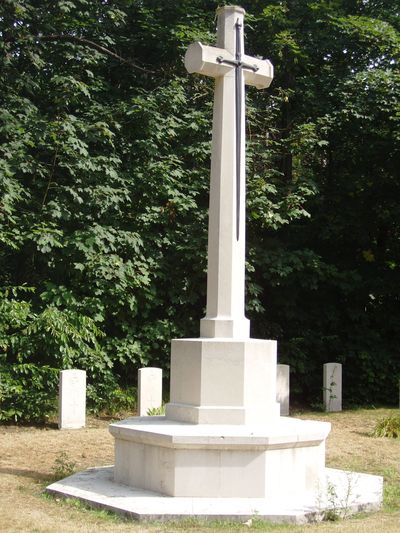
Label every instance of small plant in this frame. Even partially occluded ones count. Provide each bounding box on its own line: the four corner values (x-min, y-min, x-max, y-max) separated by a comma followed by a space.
51, 451, 76, 480
146, 404, 166, 416
372, 415, 400, 438
316, 472, 356, 521
323, 481, 340, 521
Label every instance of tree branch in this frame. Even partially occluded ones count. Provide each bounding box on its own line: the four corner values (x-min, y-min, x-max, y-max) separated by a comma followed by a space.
14, 33, 154, 74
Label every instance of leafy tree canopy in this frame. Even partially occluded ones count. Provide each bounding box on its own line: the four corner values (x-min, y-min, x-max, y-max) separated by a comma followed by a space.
0, 0, 399, 420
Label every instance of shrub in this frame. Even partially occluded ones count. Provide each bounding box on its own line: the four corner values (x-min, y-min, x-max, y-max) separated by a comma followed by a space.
372, 415, 400, 438
0, 286, 113, 422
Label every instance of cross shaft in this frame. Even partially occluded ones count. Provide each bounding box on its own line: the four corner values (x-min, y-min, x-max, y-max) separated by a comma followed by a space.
185, 6, 273, 339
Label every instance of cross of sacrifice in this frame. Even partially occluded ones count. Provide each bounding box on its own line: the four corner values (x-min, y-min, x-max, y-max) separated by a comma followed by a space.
185, 5, 273, 339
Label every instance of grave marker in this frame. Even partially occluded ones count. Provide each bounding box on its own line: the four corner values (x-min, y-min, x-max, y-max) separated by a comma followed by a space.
58, 369, 86, 429
323, 362, 342, 412
276, 364, 290, 416
138, 367, 163, 416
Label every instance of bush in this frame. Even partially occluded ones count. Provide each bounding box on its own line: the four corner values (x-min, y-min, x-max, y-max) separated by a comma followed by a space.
372, 415, 400, 438
0, 287, 115, 422
0, 363, 59, 422
89, 386, 137, 416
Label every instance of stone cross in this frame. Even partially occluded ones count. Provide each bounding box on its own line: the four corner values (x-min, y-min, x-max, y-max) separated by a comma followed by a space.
185, 5, 273, 339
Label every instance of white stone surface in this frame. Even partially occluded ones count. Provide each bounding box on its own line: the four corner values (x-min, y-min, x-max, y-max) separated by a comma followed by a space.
184, 5, 273, 339
46, 466, 383, 524
109, 416, 330, 499
277, 364, 290, 416
185, 42, 274, 89
138, 367, 162, 416
58, 369, 86, 429
323, 363, 342, 412
166, 338, 280, 425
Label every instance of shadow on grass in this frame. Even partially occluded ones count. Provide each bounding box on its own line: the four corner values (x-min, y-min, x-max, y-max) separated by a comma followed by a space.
352, 430, 373, 437
0, 466, 53, 482
0, 421, 59, 430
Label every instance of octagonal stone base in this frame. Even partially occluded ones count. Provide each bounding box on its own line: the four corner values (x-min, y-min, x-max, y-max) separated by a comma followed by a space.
109, 416, 331, 501
46, 466, 383, 523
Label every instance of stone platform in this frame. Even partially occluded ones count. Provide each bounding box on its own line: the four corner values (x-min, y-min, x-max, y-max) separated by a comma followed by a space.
46, 466, 383, 524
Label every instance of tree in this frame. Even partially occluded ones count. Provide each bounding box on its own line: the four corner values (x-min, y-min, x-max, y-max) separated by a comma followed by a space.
243, 0, 400, 404
0, 0, 398, 420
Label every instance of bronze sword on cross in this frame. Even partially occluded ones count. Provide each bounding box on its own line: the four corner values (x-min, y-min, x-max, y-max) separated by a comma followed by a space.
216, 18, 260, 240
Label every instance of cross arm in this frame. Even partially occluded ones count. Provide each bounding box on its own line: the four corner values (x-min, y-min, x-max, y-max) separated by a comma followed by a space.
242, 55, 273, 90
185, 42, 233, 78
185, 42, 273, 90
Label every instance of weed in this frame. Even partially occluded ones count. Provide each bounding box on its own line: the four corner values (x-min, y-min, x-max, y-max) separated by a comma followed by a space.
372, 415, 400, 438
147, 404, 166, 416
317, 472, 357, 521
51, 451, 76, 480
323, 481, 340, 521
64, 497, 129, 522
153, 517, 288, 530
42, 493, 129, 523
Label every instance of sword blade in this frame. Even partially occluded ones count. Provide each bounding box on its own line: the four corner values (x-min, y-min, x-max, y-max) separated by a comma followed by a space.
235, 20, 242, 241
235, 64, 242, 241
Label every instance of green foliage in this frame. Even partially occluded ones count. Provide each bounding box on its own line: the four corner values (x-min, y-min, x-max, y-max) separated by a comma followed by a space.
373, 415, 400, 438
0, 362, 58, 422
245, 0, 400, 405
97, 386, 137, 416
0, 0, 399, 419
0, 286, 108, 421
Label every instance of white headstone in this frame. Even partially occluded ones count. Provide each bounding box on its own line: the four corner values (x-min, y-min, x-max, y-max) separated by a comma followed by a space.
276, 364, 290, 416
323, 363, 342, 412
58, 369, 86, 429
138, 367, 162, 416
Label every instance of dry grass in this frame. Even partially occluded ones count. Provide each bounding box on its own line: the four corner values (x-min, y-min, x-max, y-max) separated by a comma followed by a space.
0, 409, 399, 532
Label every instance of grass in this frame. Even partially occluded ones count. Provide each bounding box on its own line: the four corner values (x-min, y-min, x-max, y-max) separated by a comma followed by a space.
0, 408, 399, 532
41, 494, 133, 524
383, 467, 400, 512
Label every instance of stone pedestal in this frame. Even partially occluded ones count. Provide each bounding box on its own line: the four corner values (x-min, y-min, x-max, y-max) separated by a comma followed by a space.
109, 337, 329, 503
166, 338, 280, 425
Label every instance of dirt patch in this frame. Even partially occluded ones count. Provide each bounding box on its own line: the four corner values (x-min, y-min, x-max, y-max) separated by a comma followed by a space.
1, 410, 399, 532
